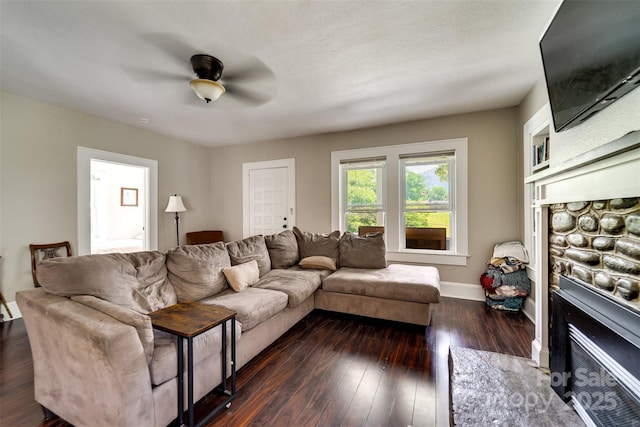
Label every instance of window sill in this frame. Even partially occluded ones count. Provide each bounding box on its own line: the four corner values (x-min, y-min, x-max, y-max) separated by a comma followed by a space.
386, 250, 469, 266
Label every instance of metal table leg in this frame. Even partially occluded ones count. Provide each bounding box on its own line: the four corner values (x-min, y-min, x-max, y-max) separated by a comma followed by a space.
177, 337, 184, 427
188, 336, 194, 427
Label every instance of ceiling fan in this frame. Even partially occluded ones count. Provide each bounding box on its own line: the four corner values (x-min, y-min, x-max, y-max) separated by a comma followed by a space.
188, 53, 274, 105
124, 34, 276, 107
189, 54, 226, 103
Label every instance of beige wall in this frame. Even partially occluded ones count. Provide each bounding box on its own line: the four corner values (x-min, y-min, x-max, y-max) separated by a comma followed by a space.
548, 88, 640, 165
0, 92, 213, 300
210, 108, 520, 286
516, 77, 640, 240
517, 76, 640, 166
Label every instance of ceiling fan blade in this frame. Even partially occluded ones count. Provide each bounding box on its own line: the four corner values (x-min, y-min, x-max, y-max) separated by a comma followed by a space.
224, 83, 271, 106
140, 33, 199, 68
222, 57, 275, 83
121, 65, 188, 82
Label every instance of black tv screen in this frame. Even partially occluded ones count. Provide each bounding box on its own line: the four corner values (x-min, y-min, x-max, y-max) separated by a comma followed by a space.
540, 0, 640, 132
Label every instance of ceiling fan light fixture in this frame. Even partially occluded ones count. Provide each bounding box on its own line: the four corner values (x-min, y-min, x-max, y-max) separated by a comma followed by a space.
189, 79, 225, 103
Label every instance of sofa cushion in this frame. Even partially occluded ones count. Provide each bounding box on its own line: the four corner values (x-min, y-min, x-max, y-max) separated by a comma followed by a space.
293, 227, 340, 261
226, 235, 271, 277
299, 256, 337, 271
199, 287, 288, 332
321, 264, 440, 304
71, 295, 154, 364
265, 230, 299, 269
149, 321, 241, 386
36, 251, 176, 314
254, 268, 325, 308
339, 232, 386, 269
223, 260, 259, 292
166, 243, 230, 302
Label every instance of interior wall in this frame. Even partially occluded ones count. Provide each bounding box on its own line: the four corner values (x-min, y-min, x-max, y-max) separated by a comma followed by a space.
210, 107, 520, 287
0, 91, 213, 301
548, 88, 640, 165
517, 79, 640, 240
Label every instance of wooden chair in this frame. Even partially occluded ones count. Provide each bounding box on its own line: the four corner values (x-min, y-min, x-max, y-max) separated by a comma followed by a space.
186, 230, 224, 245
29, 241, 73, 287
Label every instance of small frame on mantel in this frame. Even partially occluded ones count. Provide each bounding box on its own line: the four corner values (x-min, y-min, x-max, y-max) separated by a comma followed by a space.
121, 187, 138, 206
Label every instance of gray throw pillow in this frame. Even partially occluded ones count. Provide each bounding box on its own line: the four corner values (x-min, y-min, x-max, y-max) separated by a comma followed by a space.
166, 242, 230, 302
226, 235, 272, 277
293, 227, 340, 261
339, 231, 387, 269
265, 230, 299, 269
36, 251, 177, 314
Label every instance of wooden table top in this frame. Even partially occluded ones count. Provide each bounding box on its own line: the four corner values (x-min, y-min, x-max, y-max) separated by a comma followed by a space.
148, 302, 236, 338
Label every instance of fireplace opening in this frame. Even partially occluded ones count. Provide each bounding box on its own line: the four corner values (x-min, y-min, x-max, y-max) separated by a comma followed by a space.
551, 275, 640, 426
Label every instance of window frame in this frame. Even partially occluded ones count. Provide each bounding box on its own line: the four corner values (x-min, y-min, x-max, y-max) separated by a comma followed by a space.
400, 152, 455, 252
331, 138, 468, 266
340, 158, 387, 233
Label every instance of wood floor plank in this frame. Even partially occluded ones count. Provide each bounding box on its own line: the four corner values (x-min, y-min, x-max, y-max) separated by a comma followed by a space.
1, 297, 534, 427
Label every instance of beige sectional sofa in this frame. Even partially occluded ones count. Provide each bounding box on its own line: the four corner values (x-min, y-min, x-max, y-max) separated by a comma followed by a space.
16, 227, 440, 427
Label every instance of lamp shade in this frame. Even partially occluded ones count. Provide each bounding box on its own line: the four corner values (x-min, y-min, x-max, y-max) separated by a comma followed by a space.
189, 79, 225, 103
165, 195, 187, 213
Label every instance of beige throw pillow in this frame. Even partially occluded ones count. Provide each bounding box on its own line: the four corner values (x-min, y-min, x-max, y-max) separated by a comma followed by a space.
299, 256, 337, 271
223, 260, 260, 292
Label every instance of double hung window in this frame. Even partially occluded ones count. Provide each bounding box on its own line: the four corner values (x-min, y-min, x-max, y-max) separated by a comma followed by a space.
401, 153, 454, 251
340, 158, 386, 234
332, 138, 468, 266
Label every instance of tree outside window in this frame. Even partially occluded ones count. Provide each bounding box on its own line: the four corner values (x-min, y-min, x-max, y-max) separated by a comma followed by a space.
402, 155, 453, 248
342, 160, 385, 233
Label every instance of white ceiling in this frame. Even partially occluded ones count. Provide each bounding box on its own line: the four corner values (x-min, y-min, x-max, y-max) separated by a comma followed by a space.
1, 0, 561, 148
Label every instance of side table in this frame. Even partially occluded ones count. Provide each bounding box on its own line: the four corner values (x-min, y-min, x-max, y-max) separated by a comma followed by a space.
149, 302, 237, 427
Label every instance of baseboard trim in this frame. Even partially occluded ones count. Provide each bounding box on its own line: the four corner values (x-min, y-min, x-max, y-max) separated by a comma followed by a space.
532, 338, 550, 369
442, 282, 536, 321
440, 281, 485, 301
1, 301, 22, 321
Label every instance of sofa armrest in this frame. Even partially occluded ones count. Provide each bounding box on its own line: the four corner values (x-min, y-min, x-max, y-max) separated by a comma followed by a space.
16, 289, 155, 427
70, 294, 154, 364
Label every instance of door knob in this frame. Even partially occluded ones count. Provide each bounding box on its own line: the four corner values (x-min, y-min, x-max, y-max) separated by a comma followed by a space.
283, 224, 287, 229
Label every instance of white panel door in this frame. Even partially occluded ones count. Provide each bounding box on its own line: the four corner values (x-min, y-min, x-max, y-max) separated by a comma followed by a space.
243, 158, 295, 238
249, 167, 289, 236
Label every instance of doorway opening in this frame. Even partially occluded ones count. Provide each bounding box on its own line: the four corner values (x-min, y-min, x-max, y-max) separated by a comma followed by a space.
77, 147, 158, 255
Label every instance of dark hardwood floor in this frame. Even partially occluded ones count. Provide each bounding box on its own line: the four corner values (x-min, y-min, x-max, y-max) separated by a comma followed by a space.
0, 297, 533, 426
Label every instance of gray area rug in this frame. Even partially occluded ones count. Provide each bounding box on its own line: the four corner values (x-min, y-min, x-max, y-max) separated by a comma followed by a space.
449, 346, 585, 427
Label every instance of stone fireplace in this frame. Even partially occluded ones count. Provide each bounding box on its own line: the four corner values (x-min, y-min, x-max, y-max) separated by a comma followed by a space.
526, 130, 640, 426
548, 199, 640, 309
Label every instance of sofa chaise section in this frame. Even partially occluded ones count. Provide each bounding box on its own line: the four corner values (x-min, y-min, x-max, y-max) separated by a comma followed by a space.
316, 264, 441, 326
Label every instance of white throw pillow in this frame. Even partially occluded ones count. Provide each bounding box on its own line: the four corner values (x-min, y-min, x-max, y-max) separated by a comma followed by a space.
222, 260, 260, 292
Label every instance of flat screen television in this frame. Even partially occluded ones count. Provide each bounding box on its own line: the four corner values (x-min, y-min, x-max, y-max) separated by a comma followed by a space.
540, 0, 640, 132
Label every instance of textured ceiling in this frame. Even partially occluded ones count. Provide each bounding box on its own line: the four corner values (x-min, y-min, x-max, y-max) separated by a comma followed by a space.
0, 1, 561, 147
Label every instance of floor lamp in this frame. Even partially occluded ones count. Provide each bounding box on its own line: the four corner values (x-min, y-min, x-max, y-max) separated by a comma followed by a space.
165, 194, 187, 246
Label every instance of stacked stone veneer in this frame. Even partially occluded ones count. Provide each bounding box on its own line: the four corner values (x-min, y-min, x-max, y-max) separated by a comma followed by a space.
549, 198, 640, 312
